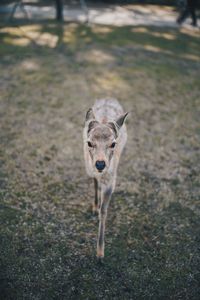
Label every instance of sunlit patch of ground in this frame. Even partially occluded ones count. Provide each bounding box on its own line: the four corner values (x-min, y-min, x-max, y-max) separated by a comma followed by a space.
0, 21, 200, 299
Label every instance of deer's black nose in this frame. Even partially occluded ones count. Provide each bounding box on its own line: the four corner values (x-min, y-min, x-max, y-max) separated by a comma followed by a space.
95, 160, 106, 171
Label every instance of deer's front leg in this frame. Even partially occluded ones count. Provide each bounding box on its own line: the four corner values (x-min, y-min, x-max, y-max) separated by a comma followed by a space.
97, 186, 112, 258
93, 178, 100, 214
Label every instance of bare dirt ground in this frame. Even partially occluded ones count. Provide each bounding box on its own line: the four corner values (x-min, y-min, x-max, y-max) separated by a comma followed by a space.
0, 10, 200, 300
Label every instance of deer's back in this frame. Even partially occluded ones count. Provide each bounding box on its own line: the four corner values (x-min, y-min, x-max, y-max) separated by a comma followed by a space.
93, 98, 124, 123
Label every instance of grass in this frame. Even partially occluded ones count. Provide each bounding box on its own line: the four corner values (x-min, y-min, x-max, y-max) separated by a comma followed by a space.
0, 18, 200, 300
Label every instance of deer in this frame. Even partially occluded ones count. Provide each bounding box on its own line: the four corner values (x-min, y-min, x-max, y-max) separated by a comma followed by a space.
83, 98, 128, 260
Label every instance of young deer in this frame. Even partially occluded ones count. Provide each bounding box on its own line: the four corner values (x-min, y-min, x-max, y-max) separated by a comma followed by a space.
83, 98, 128, 259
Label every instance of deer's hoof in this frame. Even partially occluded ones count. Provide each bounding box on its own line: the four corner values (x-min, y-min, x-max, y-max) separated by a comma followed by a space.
97, 248, 104, 259
97, 256, 104, 264
92, 205, 99, 216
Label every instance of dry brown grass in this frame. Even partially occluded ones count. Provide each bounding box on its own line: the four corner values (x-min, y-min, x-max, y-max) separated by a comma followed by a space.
0, 21, 200, 299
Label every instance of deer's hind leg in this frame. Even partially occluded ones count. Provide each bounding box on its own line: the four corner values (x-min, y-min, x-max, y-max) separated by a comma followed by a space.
93, 178, 100, 214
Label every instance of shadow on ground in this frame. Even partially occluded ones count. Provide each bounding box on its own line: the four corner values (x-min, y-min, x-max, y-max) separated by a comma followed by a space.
0, 21, 200, 299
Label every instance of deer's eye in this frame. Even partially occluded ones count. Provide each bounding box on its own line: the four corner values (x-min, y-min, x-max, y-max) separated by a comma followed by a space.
87, 141, 93, 148
110, 142, 116, 149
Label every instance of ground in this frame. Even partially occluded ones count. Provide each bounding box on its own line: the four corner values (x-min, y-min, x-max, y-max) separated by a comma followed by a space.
0, 8, 200, 300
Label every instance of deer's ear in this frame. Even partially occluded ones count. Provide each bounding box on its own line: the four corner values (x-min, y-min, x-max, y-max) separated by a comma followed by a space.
107, 122, 118, 138
116, 112, 129, 129
85, 108, 95, 122
87, 120, 99, 135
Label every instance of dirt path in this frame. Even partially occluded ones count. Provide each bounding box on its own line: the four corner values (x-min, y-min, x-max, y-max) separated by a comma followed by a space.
1, 3, 199, 28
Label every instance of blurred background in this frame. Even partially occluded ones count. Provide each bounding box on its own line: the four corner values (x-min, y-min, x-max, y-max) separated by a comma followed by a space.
0, 1, 200, 299
0, 1, 200, 24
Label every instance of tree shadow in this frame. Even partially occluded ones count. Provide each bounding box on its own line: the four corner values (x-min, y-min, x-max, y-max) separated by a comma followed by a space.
0, 21, 199, 62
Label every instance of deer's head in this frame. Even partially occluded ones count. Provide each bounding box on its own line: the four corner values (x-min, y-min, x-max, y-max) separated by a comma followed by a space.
85, 108, 128, 174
